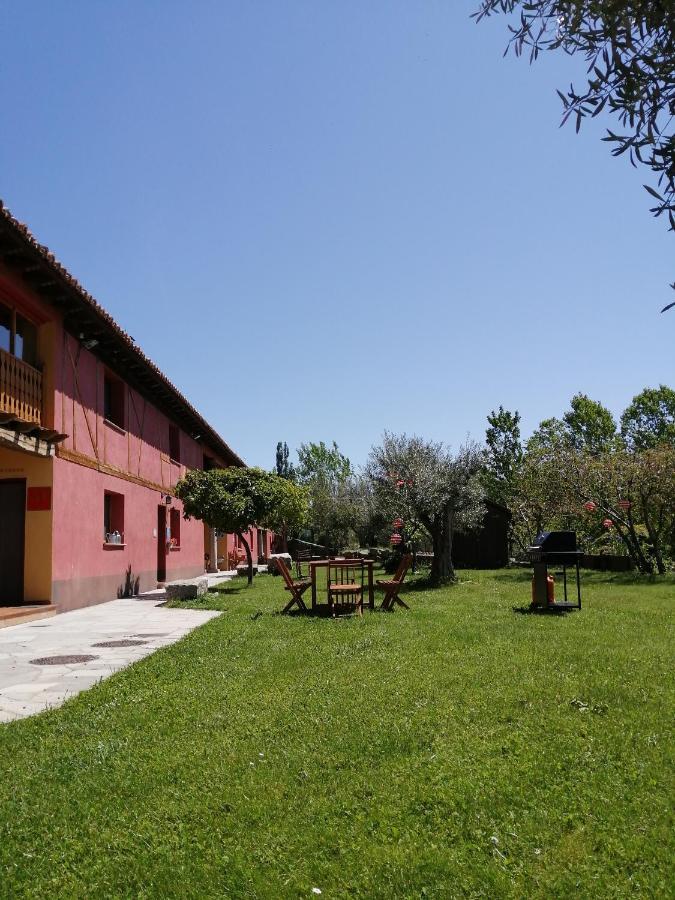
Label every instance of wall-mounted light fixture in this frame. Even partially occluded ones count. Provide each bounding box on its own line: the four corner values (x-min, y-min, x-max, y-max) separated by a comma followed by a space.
164, 494, 172, 506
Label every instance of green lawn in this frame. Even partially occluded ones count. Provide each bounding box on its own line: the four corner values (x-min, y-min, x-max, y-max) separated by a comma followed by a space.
1, 569, 673, 898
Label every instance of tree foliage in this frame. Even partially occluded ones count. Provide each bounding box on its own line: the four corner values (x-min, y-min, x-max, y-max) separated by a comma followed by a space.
296, 441, 352, 485
295, 441, 356, 548
275, 441, 296, 480
620, 384, 675, 449
525, 416, 570, 454
483, 406, 523, 505
474, 1, 675, 305
493, 385, 675, 566
572, 444, 675, 573
563, 393, 618, 453
367, 433, 485, 585
509, 442, 576, 553
526, 395, 617, 455
523, 444, 674, 572
175, 467, 308, 583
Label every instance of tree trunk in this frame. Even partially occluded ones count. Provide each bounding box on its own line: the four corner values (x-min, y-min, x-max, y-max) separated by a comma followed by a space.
613, 520, 653, 574
237, 531, 254, 584
429, 506, 455, 586
643, 516, 666, 575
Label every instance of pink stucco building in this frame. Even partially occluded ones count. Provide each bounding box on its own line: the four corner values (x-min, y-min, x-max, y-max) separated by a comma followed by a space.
0, 202, 269, 622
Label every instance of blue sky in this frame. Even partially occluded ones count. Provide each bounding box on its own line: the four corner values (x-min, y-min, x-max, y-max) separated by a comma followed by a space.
1, 1, 672, 469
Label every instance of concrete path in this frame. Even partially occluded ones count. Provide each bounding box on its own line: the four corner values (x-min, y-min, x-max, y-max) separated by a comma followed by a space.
0, 598, 220, 723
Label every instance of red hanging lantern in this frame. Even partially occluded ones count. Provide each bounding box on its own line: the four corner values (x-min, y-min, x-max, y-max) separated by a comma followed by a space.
390, 533, 403, 545
603, 518, 614, 529
393, 517, 403, 529
618, 499, 631, 511
583, 500, 597, 512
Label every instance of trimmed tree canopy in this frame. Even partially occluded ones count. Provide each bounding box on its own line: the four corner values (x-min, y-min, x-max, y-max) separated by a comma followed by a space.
175, 467, 308, 583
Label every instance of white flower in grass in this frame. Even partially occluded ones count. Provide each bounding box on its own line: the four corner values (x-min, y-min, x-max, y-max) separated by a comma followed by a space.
312, 890, 322, 895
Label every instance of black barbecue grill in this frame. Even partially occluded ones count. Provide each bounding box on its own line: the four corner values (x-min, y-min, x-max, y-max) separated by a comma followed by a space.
528, 530, 583, 610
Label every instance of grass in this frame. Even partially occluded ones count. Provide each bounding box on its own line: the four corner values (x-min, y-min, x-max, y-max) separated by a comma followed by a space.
1, 568, 673, 898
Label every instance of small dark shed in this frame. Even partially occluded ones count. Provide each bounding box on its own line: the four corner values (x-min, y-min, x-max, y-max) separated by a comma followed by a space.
452, 500, 511, 569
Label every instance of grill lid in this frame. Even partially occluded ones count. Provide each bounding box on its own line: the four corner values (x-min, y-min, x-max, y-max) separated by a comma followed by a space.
530, 531, 578, 552
529, 530, 582, 562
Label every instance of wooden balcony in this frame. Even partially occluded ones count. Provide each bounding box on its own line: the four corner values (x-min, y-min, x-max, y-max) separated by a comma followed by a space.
0, 346, 42, 426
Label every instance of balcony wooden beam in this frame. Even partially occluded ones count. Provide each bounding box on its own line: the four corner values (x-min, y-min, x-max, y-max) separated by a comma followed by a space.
0, 424, 55, 458
12, 420, 39, 434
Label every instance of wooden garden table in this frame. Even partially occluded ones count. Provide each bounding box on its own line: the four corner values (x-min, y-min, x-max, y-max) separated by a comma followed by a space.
309, 559, 375, 611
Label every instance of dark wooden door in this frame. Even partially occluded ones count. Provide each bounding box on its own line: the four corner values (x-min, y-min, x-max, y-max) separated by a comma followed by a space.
0, 479, 26, 605
157, 505, 167, 583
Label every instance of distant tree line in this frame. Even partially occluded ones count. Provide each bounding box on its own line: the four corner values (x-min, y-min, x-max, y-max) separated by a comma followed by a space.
177, 385, 674, 590
277, 383, 674, 580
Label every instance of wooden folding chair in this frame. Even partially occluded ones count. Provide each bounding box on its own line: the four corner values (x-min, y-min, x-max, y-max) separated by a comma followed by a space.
277, 557, 311, 614
377, 554, 413, 611
327, 560, 365, 618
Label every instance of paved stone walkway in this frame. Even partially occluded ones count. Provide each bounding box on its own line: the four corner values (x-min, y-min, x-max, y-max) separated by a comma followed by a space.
0, 599, 220, 723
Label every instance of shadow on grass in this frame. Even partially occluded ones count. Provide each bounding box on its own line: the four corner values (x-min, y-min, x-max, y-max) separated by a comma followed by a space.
404, 576, 481, 593
277, 602, 401, 619
211, 583, 247, 596
277, 605, 334, 619
512, 605, 578, 616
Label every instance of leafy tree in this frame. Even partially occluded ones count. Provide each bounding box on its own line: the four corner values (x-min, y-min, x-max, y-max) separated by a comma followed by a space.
296, 441, 354, 547
296, 441, 352, 484
175, 467, 308, 583
275, 441, 296, 480
563, 393, 618, 453
483, 406, 523, 505
326, 475, 373, 551
474, 1, 675, 308
367, 433, 485, 585
526, 416, 570, 454
568, 445, 675, 573
510, 442, 580, 553
348, 475, 389, 548
621, 385, 675, 450
527, 395, 617, 456
513, 441, 675, 573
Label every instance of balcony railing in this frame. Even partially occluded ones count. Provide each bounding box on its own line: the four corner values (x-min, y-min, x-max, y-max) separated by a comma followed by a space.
0, 347, 42, 426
